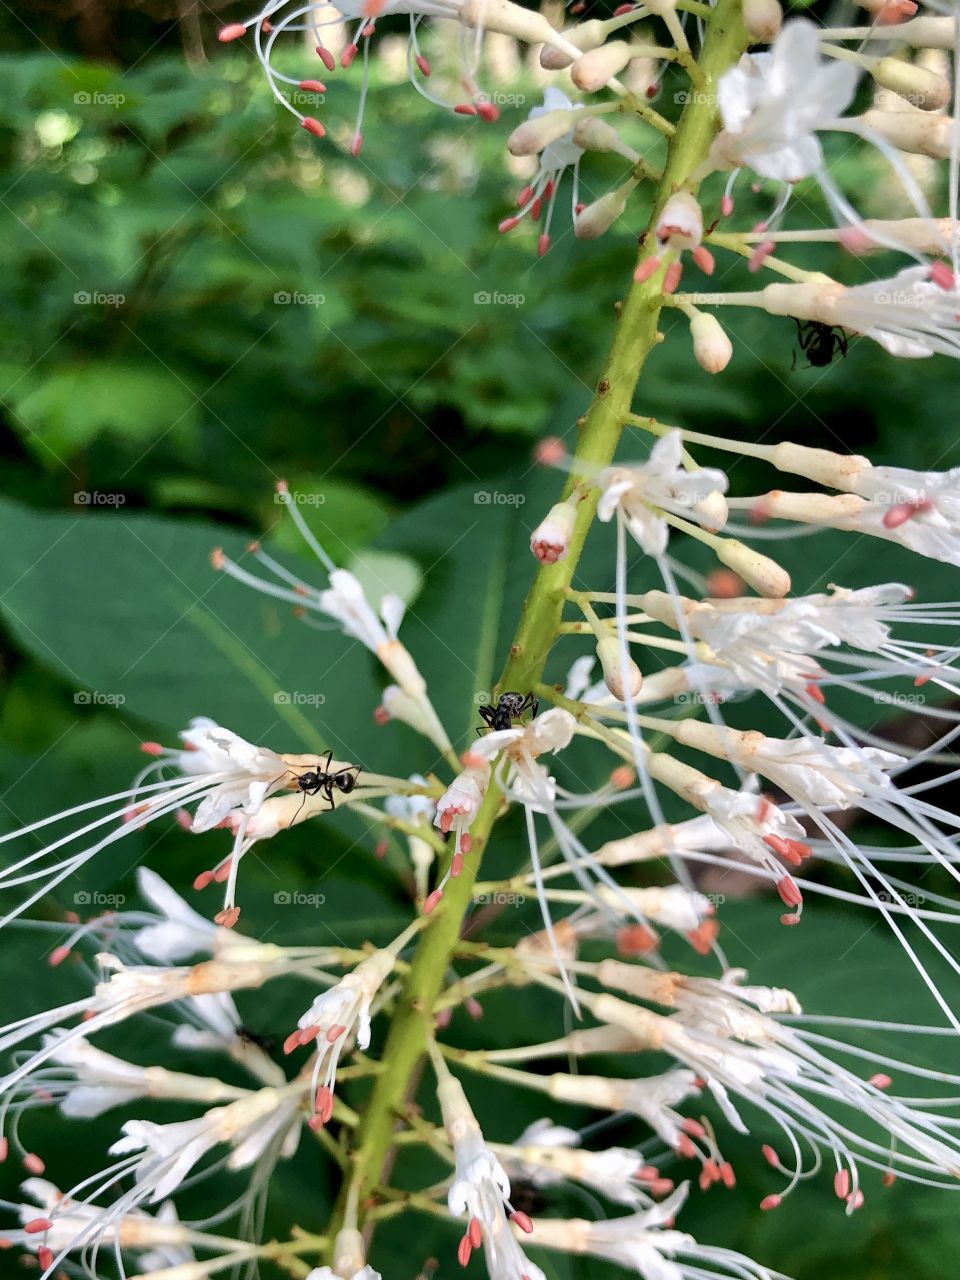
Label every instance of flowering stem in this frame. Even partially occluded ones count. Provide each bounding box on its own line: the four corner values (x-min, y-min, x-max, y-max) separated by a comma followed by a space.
328, 0, 749, 1254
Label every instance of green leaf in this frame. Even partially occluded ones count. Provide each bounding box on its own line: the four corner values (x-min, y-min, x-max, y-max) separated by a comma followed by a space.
6, 362, 200, 463
0, 497, 378, 749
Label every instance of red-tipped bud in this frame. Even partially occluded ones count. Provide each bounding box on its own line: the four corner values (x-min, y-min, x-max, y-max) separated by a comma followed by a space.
218, 23, 247, 42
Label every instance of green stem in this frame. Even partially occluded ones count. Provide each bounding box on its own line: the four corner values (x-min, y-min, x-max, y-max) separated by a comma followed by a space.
327, 0, 748, 1254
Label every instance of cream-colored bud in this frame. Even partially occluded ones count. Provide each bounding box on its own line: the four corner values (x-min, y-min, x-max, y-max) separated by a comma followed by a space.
571, 115, 638, 162
596, 824, 674, 866
656, 190, 703, 249
715, 539, 790, 598
333, 1228, 367, 1278
742, 0, 782, 41
692, 487, 729, 533
871, 56, 951, 112
574, 185, 632, 240
460, 0, 566, 46
690, 312, 733, 374
768, 441, 870, 491
597, 635, 642, 701
885, 16, 957, 50
508, 109, 578, 156
571, 41, 634, 92
540, 18, 607, 68
860, 108, 955, 160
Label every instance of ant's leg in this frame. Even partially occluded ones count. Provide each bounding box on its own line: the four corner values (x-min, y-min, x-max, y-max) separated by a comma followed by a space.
321, 748, 333, 773
291, 791, 309, 827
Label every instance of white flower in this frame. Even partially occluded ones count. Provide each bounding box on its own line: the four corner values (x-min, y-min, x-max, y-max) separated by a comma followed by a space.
667, 585, 908, 698
41, 1035, 161, 1118
501, 89, 586, 255
177, 717, 288, 832
739, 736, 904, 810
291, 951, 395, 1124
597, 433, 728, 556
320, 569, 404, 655
759, 267, 960, 359
471, 708, 576, 810
435, 762, 490, 853
525, 1185, 760, 1280
439, 1075, 546, 1279
133, 867, 233, 963
10, 1180, 195, 1267
550, 1068, 701, 1151
846, 465, 960, 563
505, 1120, 664, 1209
307, 1268, 381, 1280
703, 786, 811, 880
715, 19, 858, 181
110, 1087, 302, 1203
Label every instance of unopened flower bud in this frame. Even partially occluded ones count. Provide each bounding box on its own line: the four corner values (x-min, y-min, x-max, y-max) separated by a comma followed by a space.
571, 41, 634, 92
871, 56, 950, 111
572, 116, 638, 162
597, 636, 642, 700
715, 539, 791, 598
540, 19, 607, 69
656, 191, 703, 250
530, 500, 577, 563
742, 0, 782, 42
692, 487, 729, 532
460, 0, 569, 48
332, 1227, 367, 1277
508, 109, 578, 156
860, 108, 955, 159
575, 182, 634, 239
689, 312, 733, 373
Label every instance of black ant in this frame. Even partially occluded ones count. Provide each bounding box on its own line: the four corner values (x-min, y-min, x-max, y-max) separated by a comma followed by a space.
476, 691, 539, 735
272, 750, 361, 825
793, 320, 849, 369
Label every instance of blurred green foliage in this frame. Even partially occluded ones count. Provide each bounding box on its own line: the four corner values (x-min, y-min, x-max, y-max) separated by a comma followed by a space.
1, 13, 960, 1280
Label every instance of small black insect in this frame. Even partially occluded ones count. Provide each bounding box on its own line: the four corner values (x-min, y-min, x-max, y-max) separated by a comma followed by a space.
238, 1025, 276, 1054
477, 690, 539, 734
793, 319, 849, 369
270, 750, 360, 826
293, 749, 360, 810
505, 1178, 549, 1219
